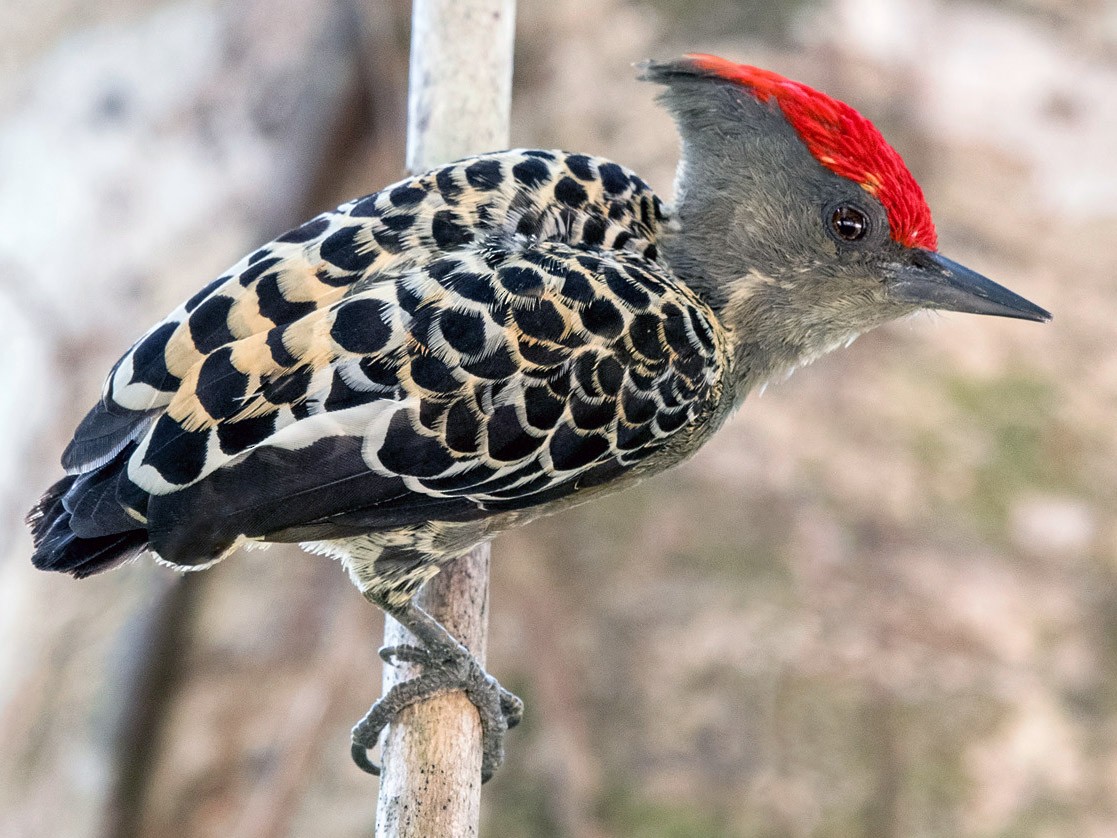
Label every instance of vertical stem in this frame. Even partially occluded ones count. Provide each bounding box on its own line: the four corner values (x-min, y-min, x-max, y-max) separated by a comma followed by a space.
374, 1, 515, 836
374, 548, 493, 837
405, 0, 515, 174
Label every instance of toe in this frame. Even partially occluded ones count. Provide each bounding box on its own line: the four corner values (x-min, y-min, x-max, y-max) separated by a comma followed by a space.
499, 688, 525, 729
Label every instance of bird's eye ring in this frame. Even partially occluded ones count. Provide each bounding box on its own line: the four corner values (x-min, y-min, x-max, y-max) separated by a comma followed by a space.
829, 205, 869, 242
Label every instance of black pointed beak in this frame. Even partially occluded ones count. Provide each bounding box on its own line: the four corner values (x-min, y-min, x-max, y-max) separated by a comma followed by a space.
890, 250, 1051, 323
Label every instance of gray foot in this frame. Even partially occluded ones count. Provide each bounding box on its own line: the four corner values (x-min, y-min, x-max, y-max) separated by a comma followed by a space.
351, 602, 523, 783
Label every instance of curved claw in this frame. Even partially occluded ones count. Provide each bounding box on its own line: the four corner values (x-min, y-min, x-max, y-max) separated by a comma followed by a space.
351, 741, 382, 776
379, 644, 430, 666
351, 706, 390, 776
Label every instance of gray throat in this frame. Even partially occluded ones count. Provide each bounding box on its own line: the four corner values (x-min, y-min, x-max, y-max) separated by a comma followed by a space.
660, 215, 823, 406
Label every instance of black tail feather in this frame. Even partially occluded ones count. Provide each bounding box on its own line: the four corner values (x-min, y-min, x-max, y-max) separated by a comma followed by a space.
65, 460, 146, 538
29, 470, 148, 578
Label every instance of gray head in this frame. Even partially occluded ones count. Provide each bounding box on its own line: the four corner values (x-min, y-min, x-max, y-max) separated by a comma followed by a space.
641, 55, 1050, 389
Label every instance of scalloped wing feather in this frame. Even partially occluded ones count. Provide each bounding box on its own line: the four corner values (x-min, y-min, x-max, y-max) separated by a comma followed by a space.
37, 149, 727, 578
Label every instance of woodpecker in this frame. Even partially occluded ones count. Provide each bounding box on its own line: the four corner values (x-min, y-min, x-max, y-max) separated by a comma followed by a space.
28, 55, 1049, 780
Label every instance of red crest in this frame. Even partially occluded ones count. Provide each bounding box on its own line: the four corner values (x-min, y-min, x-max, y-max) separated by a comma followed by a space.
687, 54, 938, 251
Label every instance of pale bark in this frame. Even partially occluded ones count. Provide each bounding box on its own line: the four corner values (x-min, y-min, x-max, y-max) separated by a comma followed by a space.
375, 548, 493, 838
374, 1, 516, 836
404, 0, 516, 175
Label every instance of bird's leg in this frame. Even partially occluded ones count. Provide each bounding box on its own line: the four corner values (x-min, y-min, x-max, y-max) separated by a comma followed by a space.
351, 596, 523, 782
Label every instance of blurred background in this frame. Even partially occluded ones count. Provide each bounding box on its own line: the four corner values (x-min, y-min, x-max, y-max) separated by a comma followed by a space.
1, 0, 1115, 835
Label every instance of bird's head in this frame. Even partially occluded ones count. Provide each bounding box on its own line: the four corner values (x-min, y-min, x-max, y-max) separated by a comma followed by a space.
641, 55, 1050, 387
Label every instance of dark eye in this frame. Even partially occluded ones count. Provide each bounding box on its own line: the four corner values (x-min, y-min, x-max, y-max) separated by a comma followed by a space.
830, 205, 869, 242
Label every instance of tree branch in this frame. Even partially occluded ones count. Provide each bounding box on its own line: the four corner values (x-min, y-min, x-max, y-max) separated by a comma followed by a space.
373, 1, 516, 835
